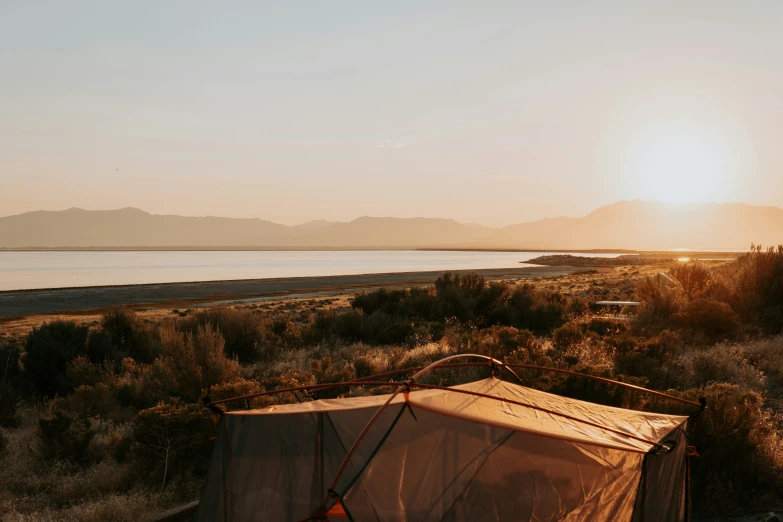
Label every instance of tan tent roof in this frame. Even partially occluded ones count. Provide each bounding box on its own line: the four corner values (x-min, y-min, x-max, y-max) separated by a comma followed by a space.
200, 374, 693, 522
233, 378, 686, 453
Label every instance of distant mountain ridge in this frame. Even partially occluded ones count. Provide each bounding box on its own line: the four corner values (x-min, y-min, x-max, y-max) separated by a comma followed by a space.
1, 201, 782, 250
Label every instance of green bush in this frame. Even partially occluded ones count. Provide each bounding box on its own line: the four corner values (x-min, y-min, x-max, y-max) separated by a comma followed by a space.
24, 321, 89, 397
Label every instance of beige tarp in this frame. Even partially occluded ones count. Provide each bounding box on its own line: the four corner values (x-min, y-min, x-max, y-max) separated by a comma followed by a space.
198, 378, 689, 522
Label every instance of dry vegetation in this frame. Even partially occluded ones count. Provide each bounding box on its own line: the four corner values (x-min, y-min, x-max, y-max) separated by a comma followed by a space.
2, 246, 783, 519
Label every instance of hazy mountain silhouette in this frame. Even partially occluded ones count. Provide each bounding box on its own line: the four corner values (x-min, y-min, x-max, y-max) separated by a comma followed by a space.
498, 201, 783, 250
1, 201, 781, 250
294, 219, 340, 230
0, 207, 295, 248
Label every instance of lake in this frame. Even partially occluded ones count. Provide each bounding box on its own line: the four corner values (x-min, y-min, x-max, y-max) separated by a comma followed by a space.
0, 250, 623, 291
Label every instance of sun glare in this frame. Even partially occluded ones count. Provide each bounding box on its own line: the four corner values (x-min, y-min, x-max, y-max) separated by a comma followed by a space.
625, 124, 735, 204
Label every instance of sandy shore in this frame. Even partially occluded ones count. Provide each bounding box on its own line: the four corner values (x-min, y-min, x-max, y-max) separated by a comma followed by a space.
0, 266, 579, 319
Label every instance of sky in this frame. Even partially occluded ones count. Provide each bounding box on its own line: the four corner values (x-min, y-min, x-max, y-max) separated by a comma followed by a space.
2, 1, 782, 226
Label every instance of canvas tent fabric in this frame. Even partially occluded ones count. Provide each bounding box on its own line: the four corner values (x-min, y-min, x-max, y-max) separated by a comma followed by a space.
197, 378, 690, 522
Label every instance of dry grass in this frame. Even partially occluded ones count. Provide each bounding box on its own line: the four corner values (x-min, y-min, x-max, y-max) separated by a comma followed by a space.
2, 491, 163, 522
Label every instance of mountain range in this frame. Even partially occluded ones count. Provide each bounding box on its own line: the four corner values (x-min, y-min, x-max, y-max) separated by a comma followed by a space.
1, 201, 782, 250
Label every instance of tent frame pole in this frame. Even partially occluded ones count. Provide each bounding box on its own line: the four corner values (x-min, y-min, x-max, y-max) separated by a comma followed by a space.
209, 361, 703, 409
310, 354, 513, 519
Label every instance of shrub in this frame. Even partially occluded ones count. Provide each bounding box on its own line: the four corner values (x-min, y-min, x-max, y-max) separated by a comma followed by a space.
469, 326, 539, 361
722, 245, 783, 334
352, 288, 409, 316
742, 335, 783, 381
671, 298, 741, 340
585, 317, 629, 336
207, 379, 267, 410
86, 328, 121, 368
435, 272, 485, 299
150, 324, 241, 402
670, 262, 712, 301
67, 355, 109, 388
0, 383, 19, 428
24, 321, 89, 397
635, 276, 680, 325
133, 400, 217, 490
552, 322, 585, 351
332, 275, 586, 337
613, 330, 686, 390
547, 364, 643, 408
689, 383, 783, 514
353, 355, 377, 378
331, 310, 364, 341
301, 311, 337, 344
38, 409, 96, 466
0, 344, 22, 427
679, 344, 764, 392
63, 384, 126, 421
101, 307, 157, 363
181, 307, 268, 362
0, 428, 7, 457
311, 356, 354, 385
505, 285, 584, 334
0, 341, 23, 385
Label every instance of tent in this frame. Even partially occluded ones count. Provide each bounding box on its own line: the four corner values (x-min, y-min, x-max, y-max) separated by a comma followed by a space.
197, 357, 701, 522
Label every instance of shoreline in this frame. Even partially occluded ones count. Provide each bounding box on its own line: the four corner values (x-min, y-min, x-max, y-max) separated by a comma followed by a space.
0, 246, 636, 253
0, 266, 582, 319
0, 246, 742, 253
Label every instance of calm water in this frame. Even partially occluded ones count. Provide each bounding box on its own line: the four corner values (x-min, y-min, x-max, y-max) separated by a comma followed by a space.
0, 251, 623, 291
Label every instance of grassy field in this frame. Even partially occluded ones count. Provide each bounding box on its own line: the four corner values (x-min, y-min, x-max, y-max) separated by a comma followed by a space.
1, 247, 783, 520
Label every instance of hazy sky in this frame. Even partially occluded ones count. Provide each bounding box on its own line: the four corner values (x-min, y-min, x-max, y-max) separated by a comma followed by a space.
2, 1, 782, 226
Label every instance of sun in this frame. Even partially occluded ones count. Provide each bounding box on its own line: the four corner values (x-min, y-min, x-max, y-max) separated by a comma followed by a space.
624, 123, 735, 204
